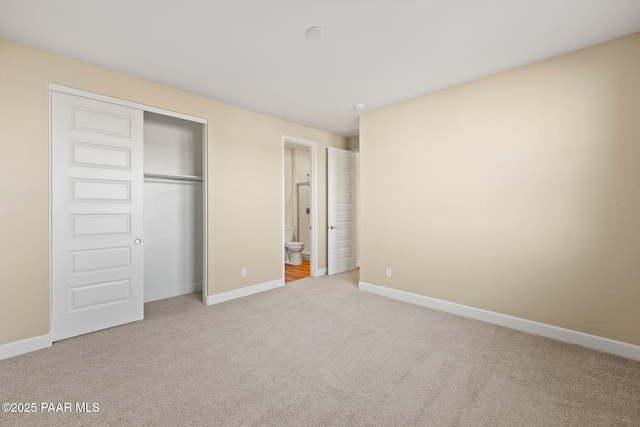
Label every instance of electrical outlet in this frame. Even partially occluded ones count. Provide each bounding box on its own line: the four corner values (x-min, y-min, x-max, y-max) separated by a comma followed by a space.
241, 268, 247, 277
385, 268, 392, 278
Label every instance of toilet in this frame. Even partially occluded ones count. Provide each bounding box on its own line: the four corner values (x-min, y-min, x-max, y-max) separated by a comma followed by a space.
285, 227, 305, 265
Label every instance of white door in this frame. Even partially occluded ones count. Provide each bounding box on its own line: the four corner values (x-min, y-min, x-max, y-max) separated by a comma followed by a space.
52, 91, 144, 341
327, 147, 358, 275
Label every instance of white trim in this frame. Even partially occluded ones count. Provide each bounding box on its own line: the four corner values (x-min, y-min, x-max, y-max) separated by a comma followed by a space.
281, 141, 286, 282
359, 282, 640, 361
316, 268, 327, 276
206, 279, 284, 305
49, 84, 207, 124
201, 120, 209, 303
0, 334, 52, 361
48, 88, 54, 341
281, 136, 318, 279
144, 283, 203, 303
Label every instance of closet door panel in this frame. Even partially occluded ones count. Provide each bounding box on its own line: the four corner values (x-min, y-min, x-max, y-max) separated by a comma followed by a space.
52, 91, 144, 341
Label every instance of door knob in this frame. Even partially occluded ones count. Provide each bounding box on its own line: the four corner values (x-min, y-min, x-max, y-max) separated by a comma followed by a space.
329, 226, 336, 229
134, 239, 142, 245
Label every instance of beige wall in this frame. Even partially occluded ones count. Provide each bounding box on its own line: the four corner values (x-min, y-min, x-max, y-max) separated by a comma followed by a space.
360, 33, 640, 346
284, 147, 311, 241
347, 136, 360, 150
0, 39, 347, 346
284, 149, 293, 228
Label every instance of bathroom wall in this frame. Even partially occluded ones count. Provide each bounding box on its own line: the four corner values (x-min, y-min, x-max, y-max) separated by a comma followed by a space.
284, 147, 311, 252
293, 149, 311, 254
284, 149, 293, 228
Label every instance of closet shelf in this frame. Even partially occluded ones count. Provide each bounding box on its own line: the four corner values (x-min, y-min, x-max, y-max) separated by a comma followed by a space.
144, 173, 203, 182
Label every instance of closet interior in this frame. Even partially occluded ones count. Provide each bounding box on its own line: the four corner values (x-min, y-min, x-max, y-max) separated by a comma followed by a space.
143, 112, 204, 302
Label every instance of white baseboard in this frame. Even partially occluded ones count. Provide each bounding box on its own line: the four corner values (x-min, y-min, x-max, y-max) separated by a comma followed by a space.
144, 282, 203, 303
206, 279, 283, 305
315, 268, 327, 277
0, 334, 52, 361
359, 282, 640, 362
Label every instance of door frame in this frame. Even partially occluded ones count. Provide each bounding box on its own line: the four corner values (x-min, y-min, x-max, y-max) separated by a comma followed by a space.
49, 84, 209, 336
281, 135, 318, 278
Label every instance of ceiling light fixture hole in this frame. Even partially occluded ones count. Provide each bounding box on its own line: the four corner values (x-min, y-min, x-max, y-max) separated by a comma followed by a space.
306, 27, 325, 40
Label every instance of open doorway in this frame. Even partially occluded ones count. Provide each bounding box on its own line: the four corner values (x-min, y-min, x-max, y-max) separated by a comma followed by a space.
282, 136, 317, 283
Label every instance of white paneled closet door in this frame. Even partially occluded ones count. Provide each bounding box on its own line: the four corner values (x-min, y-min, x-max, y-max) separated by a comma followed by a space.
51, 91, 144, 341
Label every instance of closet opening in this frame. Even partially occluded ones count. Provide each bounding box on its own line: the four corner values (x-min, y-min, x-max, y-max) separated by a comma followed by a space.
143, 112, 205, 303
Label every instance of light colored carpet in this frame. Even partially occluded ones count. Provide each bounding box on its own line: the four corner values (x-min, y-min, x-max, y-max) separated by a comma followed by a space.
1, 270, 639, 426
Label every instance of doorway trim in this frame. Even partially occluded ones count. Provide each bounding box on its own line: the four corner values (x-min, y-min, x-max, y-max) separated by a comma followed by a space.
48, 84, 209, 337
281, 135, 318, 278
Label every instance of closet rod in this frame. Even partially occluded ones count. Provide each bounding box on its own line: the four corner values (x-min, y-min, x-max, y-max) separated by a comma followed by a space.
144, 173, 203, 182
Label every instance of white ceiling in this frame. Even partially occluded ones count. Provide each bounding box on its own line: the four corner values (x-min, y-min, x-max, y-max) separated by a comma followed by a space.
1, 0, 639, 137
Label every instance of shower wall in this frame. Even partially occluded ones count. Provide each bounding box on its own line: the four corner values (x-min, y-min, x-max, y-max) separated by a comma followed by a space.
297, 183, 311, 256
